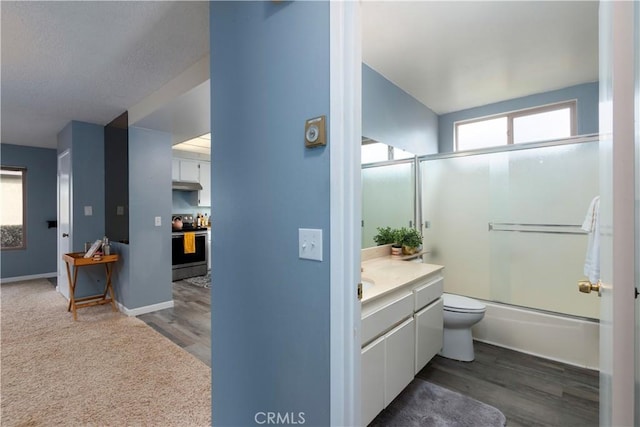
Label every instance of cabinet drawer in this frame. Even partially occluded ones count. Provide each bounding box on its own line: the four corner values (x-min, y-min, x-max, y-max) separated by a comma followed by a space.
414, 276, 443, 312
361, 291, 413, 345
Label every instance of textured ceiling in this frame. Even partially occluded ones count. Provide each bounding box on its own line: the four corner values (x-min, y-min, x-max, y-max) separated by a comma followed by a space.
1, 1, 209, 149
362, 1, 599, 115
2, 1, 599, 150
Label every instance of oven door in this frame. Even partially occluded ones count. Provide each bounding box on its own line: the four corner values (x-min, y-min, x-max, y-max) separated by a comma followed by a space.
172, 233, 207, 267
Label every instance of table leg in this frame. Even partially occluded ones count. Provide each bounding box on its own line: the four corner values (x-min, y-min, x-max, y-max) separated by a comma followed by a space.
66, 262, 79, 321
104, 263, 118, 312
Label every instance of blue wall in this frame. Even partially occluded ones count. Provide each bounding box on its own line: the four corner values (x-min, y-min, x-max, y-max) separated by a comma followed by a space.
56, 121, 106, 298
124, 126, 173, 309
438, 82, 599, 153
0, 144, 58, 279
211, 2, 330, 425
363, 63, 439, 155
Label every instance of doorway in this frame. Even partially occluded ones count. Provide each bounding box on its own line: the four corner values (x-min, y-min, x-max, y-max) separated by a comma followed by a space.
57, 149, 71, 298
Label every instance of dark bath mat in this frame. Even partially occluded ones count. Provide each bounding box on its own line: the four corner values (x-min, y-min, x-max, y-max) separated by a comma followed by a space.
369, 378, 507, 427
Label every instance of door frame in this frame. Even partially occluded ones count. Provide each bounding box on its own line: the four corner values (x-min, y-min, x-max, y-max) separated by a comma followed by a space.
329, 1, 361, 425
599, 1, 636, 425
609, 1, 636, 424
57, 149, 71, 298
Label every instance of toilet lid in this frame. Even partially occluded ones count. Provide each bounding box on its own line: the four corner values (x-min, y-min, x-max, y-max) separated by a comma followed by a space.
443, 293, 486, 313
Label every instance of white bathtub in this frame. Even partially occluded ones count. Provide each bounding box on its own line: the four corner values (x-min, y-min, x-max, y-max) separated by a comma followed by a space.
472, 301, 599, 370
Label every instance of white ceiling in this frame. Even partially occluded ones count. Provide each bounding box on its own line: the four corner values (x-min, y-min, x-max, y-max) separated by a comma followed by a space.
1, 1, 209, 149
362, 1, 599, 115
2, 1, 599, 150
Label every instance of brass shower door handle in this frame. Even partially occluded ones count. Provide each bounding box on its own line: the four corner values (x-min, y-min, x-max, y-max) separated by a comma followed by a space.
578, 280, 601, 297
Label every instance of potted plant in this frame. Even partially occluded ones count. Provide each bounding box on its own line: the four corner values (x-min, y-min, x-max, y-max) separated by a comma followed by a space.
373, 226, 395, 246
397, 227, 423, 255
373, 226, 403, 256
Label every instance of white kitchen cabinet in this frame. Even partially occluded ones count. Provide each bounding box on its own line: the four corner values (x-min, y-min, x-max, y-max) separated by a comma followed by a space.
198, 161, 211, 207
179, 159, 200, 182
172, 156, 211, 207
361, 336, 385, 426
171, 158, 180, 181
415, 298, 443, 374
385, 317, 415, 406
207, 227, 211, 270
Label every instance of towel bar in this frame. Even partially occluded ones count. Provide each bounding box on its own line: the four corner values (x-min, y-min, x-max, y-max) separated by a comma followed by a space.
488, 222, 587, 235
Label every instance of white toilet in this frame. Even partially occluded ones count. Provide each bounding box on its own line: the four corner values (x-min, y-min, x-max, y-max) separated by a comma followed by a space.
440, 293, 486, 362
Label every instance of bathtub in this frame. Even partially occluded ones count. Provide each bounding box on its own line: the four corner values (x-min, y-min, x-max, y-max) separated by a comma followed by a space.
472, 301, 599, 370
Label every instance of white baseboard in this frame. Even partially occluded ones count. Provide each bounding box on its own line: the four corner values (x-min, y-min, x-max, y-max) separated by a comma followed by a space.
1, 272, 57, 284
472, 301, 599, 370
116, 300, 174, 316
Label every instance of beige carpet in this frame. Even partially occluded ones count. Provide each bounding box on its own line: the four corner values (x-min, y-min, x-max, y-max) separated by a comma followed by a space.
1, 279, 211, 426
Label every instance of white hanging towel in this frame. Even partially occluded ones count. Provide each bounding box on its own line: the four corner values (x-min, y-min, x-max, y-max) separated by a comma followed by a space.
581, 196, 600, 284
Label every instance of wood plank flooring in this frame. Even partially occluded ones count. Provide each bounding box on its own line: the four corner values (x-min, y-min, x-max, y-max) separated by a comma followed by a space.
416, 342, 599, 427
138, 280, 211, 367
137, 281, 599, 426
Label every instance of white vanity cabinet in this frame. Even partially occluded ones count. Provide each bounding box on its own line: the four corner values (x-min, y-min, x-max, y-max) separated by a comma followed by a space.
361, 337, 385, 426
413, 276, 444, 374
360, 269, 444, 426
415, 299, 443, 374
384, 317, 416, 405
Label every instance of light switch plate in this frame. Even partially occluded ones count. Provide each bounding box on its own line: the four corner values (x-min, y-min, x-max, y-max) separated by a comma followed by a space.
116, 206, 124, 216
155, 216, 162, 226
299, 228, 323, 261
84, 206, 93, 216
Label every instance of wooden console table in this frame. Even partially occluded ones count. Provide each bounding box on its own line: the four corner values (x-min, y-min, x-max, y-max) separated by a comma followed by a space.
63, 252, 119, 320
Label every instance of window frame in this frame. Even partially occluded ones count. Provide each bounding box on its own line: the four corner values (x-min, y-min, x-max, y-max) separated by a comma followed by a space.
1, 166, 27, 251
454, 100, 577, 151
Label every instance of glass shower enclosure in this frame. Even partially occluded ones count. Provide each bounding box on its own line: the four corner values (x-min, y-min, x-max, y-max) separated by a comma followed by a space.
420, 136, 600, 319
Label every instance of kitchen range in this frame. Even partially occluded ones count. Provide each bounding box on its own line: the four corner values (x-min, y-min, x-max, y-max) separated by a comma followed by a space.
171, 213, 208, 281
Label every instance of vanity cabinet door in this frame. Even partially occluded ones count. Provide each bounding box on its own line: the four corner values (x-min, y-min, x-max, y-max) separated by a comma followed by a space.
361, 336, 385, 426
415, 298, 443, 375
384, 317, 415, 407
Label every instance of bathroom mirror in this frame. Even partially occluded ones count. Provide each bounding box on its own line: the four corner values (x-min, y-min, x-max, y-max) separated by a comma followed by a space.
361, 141, 415, 248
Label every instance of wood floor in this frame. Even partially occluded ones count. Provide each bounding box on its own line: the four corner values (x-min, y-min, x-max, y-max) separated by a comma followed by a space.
417, 342, 599, 427
136, 280, 599, 426
138, 280, 211, 367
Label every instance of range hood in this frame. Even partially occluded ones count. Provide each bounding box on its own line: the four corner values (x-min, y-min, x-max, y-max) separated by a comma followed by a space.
172, 181, 203, 191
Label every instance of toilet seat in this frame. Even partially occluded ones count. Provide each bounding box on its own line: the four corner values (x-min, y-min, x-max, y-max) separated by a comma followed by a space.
443, 293, 486, 313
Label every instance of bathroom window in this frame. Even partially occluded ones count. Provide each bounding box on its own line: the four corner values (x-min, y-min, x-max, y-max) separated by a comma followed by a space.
361, 139, 415, 164
455, 101, 577, 151
362, 141, 390, 163
0, 167, 27, 250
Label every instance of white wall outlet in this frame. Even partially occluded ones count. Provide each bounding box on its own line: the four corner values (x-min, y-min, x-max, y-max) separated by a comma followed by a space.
84, 206, 93, 216
299, 228, 323, 261
155, 216, 162, 227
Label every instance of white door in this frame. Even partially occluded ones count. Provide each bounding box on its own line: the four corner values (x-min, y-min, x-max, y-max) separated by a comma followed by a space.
598, 2, 637, 425
57, 150, 71, 299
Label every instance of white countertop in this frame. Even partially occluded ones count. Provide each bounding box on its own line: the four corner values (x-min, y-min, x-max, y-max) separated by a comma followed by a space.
361, 256, 443, 303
